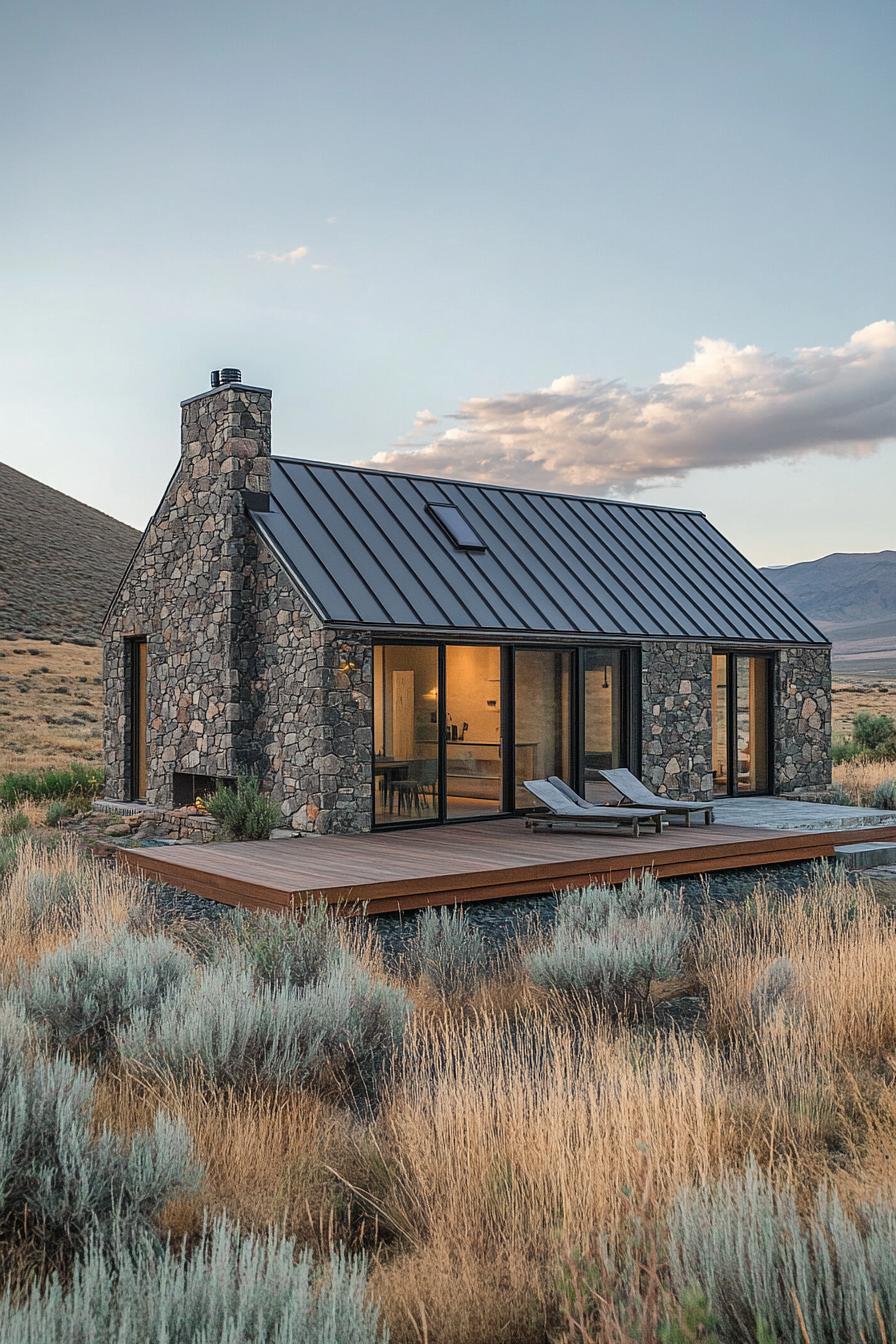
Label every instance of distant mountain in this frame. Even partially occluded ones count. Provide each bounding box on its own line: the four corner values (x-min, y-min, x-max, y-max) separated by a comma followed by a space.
0, 463, 140, 644
762, 551, 896, 675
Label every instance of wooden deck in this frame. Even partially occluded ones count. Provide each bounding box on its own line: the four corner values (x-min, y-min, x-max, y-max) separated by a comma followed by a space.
117, 818, 896, 915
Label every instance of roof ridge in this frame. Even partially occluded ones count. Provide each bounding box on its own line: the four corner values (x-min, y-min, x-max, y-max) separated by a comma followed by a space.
270, 455, 706, 516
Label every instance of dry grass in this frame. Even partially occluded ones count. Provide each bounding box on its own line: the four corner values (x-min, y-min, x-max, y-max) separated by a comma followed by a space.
831, 672, 896, 739
5, 832, 896, 1340
0, 834, 139, 976
0, 638, 102, 775
833, 755, 896, 805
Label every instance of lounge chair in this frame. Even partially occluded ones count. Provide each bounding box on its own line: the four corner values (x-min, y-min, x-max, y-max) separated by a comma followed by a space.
523, 779, 666, 837
598, 767, 715, 826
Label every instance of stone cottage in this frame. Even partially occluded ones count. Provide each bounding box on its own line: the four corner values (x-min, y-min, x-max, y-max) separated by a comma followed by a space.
103, 370, 832, 833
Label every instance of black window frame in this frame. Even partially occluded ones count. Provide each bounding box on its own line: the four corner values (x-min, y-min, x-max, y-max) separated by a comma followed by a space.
370, 638, 640, 829
711, 648, 776, 798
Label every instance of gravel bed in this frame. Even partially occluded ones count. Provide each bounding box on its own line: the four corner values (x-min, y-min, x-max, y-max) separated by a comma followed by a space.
136, 858, 846, 964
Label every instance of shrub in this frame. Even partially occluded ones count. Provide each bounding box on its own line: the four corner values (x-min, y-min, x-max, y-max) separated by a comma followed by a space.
0, 1216, 385, 1343
666, 1158, 896, 1344
870, 779, 896, 811
204, 775, 281, 841
46, 797, 81, 827
0, 763, 104, 806
401, 906, 493, 998
749, 956, 802, 1027
832, 739, 860, 766
224, 902, 341, 989
0, 1018, 198, 1261
17, 868, 83, 932
0, 808, 29, 837
525, 908, 688, 1009
853, 711, 896, 760
119, 954, 410, 1103
0, 835, 23, 881
16, 928, 193, 1059
555, 873, 672, 937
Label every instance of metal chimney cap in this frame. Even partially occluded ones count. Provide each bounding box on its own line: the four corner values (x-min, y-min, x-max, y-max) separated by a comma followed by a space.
210, 368, 242, 388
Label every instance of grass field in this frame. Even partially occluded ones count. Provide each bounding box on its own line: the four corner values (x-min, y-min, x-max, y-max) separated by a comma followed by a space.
1, 834, 896, 1339
831, 672, 896, 741
0, 638, 102, 774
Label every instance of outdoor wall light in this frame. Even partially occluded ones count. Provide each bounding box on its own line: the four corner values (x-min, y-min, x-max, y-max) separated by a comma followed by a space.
338, 658, 358, 674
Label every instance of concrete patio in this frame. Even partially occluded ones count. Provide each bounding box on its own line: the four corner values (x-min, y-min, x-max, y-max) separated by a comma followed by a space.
711, 796, 896, 832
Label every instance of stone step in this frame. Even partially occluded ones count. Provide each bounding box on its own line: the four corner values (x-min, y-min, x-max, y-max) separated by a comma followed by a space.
834, 842, 896, 871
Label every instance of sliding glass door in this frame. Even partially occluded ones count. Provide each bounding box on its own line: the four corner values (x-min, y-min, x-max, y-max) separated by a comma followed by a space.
444, 644, 503, 819
582, 648, 626, 802
712, 652, 772, 796
372, 641, 633, 825
513, 649, 572, 808
372, 644, 440, 823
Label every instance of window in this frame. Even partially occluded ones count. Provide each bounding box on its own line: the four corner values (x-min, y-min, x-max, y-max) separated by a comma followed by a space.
425, 503, 486, 551
712, 652, 772, 796
127, 637, 148, 801
582, 648, 626, 801
373, 644, 440, 823
371, 641, 634, 826
445, 645, 503, 818
513, 648, 572, 807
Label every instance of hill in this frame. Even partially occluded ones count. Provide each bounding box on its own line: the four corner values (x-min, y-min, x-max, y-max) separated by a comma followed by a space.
0, 462, 140, 643
763, 551, 896, 675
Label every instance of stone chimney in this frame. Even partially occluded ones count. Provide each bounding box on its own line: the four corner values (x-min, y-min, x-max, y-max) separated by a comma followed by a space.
170, 370, 273, 781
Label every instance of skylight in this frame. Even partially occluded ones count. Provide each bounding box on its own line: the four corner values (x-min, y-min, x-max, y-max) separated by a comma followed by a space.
425, 502, 487, 551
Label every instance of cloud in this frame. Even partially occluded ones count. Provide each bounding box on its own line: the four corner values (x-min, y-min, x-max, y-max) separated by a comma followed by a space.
250, 245, 308, 264
311, 263, 330, 272
414, 408, 437, 427
362, 321, 896, 494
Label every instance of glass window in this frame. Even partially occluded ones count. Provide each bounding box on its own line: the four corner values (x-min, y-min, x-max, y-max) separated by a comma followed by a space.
712, 653, 729, 797
373, 645, 440, 823
736, 655, 770, 794
582, 648, 625, 802
129, 637, 148, 801
514, 649, 571, 807
445, 645, 502, 818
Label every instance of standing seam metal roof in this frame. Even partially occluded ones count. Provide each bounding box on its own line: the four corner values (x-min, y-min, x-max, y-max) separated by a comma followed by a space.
250, 458, 829, 645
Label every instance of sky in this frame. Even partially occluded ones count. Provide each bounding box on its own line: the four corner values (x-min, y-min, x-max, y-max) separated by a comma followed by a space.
2, 0, 894, 566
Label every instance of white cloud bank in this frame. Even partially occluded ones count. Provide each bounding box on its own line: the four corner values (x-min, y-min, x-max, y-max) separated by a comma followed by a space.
364, 322, 896, 493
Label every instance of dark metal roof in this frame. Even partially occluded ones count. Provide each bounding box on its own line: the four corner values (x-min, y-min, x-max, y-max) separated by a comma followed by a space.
250, 458, 829, 645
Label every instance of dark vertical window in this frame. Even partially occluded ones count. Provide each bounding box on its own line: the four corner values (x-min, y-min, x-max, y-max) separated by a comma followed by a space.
128, 637, 148, 801
712, 651, 772, 796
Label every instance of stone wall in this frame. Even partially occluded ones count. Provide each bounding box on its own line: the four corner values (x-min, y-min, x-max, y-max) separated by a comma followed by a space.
102, 380, 375, 834
641, 641, 714, 800
239, 529, 373, 833
774, 645, 832, 795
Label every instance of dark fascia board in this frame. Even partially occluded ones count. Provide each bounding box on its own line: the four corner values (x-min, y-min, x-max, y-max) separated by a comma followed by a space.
270, 455, 707, 518
262, 606, 830, 649
180, 383, 272, 408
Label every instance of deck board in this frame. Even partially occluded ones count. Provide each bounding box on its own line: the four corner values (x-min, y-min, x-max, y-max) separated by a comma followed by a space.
117, 818, 896, 915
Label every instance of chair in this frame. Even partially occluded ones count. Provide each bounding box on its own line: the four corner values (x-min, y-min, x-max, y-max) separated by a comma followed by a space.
598, 767, 715, 826
390, 759, 438, 816
523, 779, 666, 837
